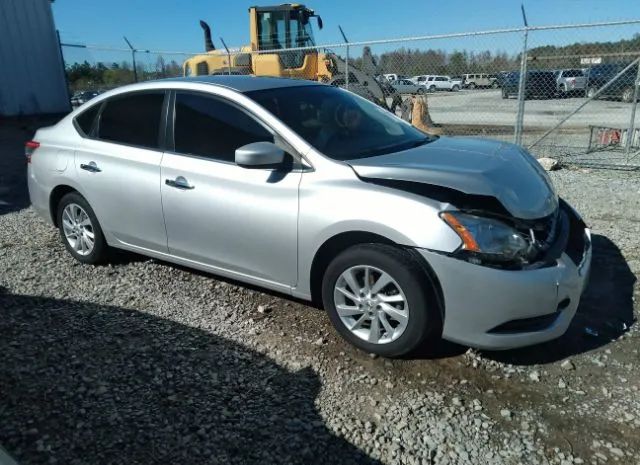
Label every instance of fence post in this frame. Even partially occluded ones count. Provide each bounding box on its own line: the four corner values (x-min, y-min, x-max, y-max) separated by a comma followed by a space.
625, 60, 640, 157
514, 5, 530, 145
339, 26, 349, 90
220, 37, 232, 75
123, 36, 138, 83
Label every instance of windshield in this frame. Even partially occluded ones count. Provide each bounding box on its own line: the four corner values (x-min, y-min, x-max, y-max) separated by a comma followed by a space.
257, 9, 315, 50
246, 85, 433, 161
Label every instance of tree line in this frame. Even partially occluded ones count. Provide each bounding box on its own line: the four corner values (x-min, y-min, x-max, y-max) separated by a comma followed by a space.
350, 33, 640, 76
65, 56, 183, 92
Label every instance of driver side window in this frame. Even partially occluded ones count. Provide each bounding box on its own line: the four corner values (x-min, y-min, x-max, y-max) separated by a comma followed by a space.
173, 92, 274, 163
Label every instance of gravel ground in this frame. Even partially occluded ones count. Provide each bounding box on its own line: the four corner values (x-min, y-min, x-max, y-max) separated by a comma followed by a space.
1, 124, 639, 464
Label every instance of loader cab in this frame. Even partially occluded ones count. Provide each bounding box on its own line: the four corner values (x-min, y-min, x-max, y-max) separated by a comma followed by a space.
249, 4, 322, 78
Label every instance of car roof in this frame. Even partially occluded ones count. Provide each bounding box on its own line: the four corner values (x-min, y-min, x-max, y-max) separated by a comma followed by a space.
162, 75, 323, 93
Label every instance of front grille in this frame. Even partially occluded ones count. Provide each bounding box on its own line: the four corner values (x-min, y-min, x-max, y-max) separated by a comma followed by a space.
196, 61, 209, 75
516, 199, 590, 266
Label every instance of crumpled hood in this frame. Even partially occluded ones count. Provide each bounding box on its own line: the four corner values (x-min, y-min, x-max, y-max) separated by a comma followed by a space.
347, 137, 558, 219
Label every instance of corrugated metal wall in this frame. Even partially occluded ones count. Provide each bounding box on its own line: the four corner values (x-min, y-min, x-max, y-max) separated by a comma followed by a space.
0, 0, 70, 116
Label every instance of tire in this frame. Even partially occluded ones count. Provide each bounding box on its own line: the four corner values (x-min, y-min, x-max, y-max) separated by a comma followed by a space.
621, 86, 634, 103
429, 85, 436, 93
57, 191, 109, 265
587, 86, 597, 99
491, 81, 499, 89
417, 87, 425, 95
559, 85, 567, 98
468, 82, 476, 90
501, 88, 509, 99
452, 85, 460, 92
321, 244, 440, 358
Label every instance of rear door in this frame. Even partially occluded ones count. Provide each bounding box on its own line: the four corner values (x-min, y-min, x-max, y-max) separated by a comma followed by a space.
75, 91, 168, 252
160, 91, 300, 288
435, 76, 448, 89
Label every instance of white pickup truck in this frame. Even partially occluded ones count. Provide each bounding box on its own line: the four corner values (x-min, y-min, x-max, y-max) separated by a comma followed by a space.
424, 75, 462, 92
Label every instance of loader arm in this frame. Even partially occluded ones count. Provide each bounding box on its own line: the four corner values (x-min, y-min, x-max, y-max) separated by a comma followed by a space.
323, 51, 402, 113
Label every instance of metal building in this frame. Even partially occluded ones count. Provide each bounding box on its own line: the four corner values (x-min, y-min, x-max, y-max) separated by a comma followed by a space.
0, 0, 70, 116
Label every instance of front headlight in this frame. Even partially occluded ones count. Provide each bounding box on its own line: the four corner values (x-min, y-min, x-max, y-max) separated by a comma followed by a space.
441, 212, 530, 261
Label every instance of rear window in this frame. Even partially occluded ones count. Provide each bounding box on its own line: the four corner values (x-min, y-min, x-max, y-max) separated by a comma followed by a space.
74, 104, 100, 137
563, 69, 584, 77
97, 92, 165, 149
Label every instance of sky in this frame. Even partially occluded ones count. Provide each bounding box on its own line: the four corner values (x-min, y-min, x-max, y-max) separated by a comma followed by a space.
53, 0, 640, 65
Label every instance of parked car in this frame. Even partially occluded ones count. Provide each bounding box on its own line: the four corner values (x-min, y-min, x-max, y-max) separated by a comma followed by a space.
390, 78, 425, 94
586, 62, 639, 103
27, 76, 591, 357
70, 90, 101, 107
494, 71, 515, 88
424, 75, 462, 92
383, 73, 408, 82
501, 70, 557, 99
409, 74, 433, 85
555, 69, 587, 96
461, 73, 497, 89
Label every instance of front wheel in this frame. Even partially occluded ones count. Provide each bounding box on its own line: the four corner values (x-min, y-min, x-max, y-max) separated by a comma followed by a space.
468, 82, 476, 90
452, 85, 460, 92
57, 192, 109, 264
321, 244, 440, 357
429, 85, 436, 93
417, 87, 425, 95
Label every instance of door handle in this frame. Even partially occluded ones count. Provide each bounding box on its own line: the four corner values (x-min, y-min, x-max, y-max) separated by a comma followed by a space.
80, 161, 101, 173
165, 176, 194, 190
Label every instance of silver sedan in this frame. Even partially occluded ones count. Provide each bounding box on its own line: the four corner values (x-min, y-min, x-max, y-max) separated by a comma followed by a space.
27, 76, 591, 357
390, 79, 426, 95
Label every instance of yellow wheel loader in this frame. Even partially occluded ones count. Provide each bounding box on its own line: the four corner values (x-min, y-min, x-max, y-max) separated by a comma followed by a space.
182, 4, 403, 113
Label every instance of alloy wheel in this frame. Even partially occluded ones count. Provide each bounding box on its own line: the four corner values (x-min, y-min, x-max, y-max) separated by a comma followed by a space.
333, 265, 410, 344
62, 203, 95, 256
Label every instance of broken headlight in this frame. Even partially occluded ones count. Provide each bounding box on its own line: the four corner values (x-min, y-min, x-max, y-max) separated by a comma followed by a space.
441, 212, 530, 263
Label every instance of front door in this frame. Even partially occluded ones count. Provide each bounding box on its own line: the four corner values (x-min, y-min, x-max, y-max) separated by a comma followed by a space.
160, 92, 300, 288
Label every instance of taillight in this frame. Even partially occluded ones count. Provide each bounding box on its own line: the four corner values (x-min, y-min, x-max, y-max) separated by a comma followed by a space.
25, 140, 40, 163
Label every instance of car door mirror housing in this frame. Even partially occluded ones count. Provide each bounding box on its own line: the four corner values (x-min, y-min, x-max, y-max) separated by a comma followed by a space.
235, 141, 285, 168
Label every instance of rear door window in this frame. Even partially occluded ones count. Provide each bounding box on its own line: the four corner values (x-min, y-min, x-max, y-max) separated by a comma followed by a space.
173, 92, 273, 163
97, 92, 165, 149
75, 104, 100, 137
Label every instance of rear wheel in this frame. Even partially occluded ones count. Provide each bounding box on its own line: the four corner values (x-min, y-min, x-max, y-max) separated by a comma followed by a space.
429, 85, 436, 93
321, 244, 440, 357
501, 88, 509, 99
57, 192, 108, 264
451, 84, 460, 92
468, 82, 476, 89
587, 86, 598, 99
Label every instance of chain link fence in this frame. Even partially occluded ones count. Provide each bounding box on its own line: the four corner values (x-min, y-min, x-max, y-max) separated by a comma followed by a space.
60, 19, 640, 168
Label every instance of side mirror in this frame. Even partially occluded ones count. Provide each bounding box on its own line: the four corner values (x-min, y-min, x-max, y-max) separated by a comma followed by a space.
235, 141, 285, 168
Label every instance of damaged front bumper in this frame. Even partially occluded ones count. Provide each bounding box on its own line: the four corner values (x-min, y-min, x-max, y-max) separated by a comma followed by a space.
418, 206, 592, 350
